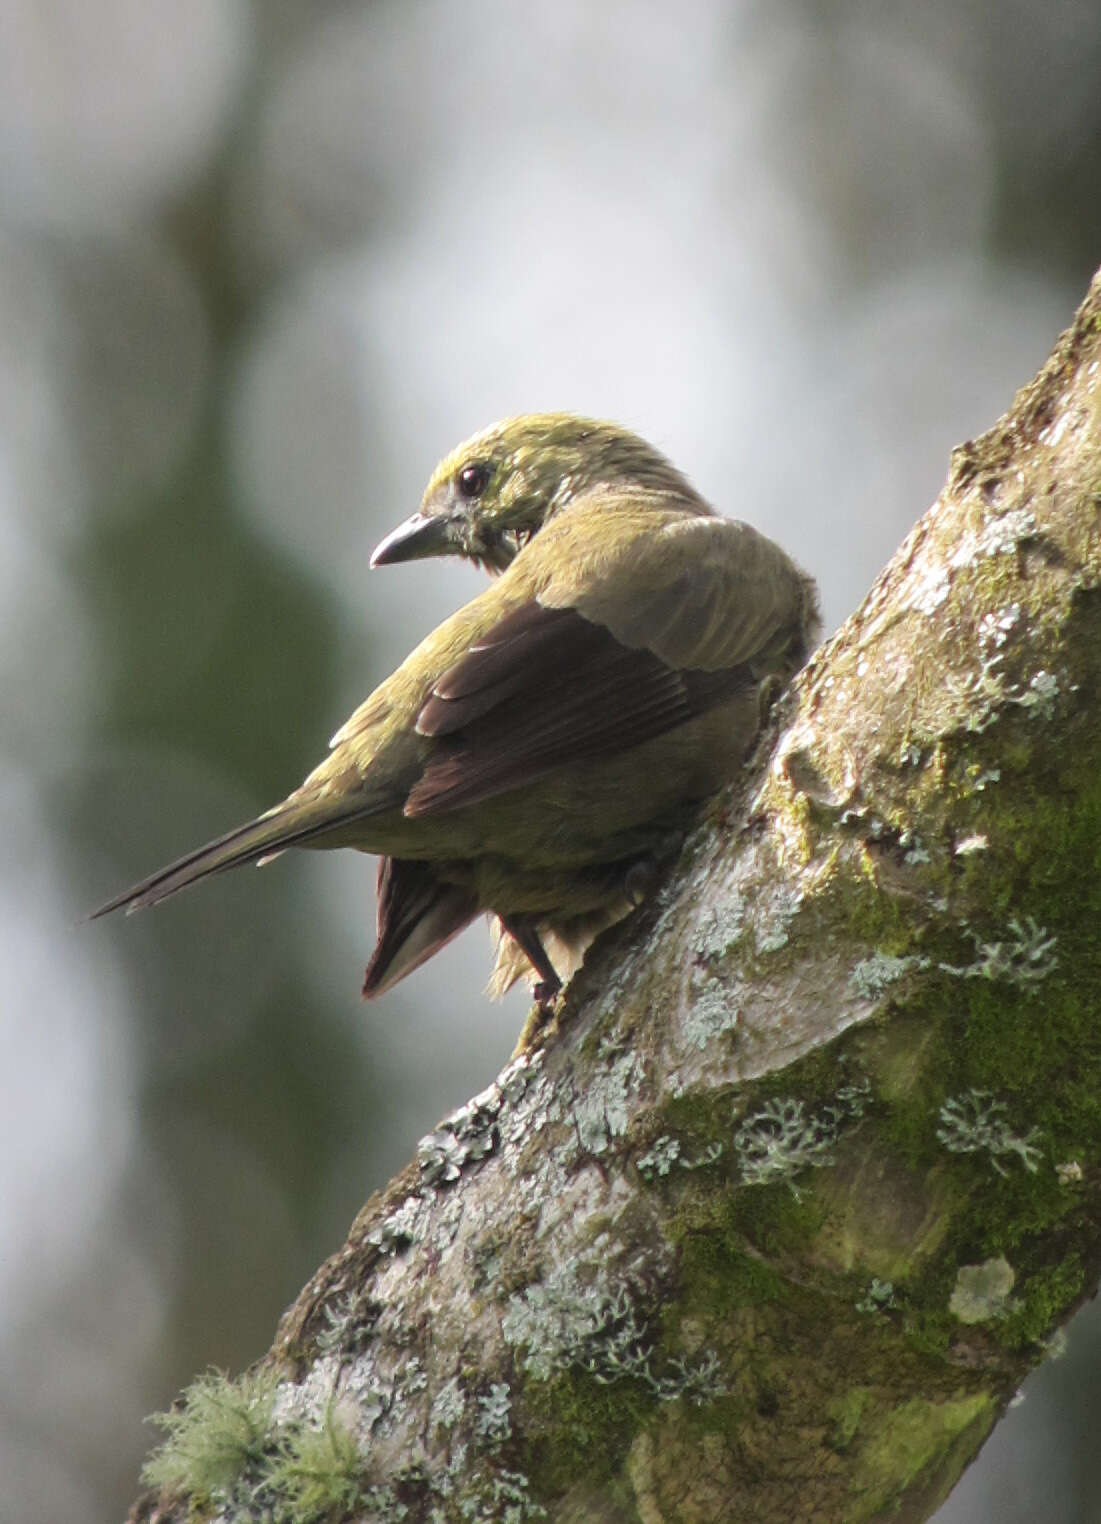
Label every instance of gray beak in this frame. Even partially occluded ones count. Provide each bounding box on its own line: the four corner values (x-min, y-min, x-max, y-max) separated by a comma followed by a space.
369, 512, 458, 568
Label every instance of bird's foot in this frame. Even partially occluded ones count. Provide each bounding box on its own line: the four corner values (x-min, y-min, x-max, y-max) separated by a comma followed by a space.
532, 973, 562, 1007
512, 989, 561, 1057
499, 916, 562, 996
500, 915, 565, 1055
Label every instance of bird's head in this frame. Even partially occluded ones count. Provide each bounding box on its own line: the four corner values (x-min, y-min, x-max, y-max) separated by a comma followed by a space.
370, 413, 705, 573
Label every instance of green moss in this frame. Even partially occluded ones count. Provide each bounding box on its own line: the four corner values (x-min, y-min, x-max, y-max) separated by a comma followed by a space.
827, 1386, 875, 1452
667, 1168, 826, 1307
677, 1228, 784, 1312
847, 1391, 997, 1521
1001, 1254, 1087, 1348
836, 869, 922, 956
652, 1083, 736, 1143
523, 1366, 655, 1495
731, 1177, 827, 1253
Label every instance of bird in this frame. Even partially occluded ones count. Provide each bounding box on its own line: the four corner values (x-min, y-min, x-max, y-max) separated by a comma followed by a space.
92, 414, 820, 1007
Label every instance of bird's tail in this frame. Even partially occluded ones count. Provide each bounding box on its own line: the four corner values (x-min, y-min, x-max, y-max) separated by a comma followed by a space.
88, 798, 360, 918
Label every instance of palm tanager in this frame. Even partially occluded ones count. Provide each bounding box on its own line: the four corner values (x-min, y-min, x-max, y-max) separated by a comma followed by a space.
93, 414, 820, 1005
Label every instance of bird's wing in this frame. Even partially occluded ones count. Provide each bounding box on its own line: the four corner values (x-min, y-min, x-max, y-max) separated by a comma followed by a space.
538, 506, 819, 673
404, 509, 816, 817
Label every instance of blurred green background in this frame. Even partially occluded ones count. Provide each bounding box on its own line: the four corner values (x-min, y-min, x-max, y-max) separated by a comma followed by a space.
3, 2, 1101, 1520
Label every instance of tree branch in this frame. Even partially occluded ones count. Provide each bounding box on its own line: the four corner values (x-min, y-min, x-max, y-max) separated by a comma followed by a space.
130, 267, 1101, 1524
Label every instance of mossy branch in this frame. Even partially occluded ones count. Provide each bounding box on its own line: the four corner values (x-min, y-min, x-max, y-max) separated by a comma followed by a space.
128, 267, 1101, 1524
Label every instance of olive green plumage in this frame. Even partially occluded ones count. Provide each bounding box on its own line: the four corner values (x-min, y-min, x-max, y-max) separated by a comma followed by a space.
93, 414, 820, 1002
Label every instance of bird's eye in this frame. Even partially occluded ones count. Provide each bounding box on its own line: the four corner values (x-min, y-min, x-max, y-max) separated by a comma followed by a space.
457, 461, 491, 499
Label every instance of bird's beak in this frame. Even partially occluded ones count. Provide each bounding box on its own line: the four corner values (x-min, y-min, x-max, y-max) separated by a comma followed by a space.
370, 511, 459, 568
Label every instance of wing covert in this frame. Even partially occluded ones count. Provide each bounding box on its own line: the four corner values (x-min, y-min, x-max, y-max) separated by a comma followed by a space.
536, 506, 818, 674
405, 598, 752, 816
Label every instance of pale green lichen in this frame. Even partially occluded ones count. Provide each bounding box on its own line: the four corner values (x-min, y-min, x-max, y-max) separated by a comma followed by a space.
638, 1135, 724, 1179
419, 1061, 544, 1188
418, 1117, 497, 1187
645, 1351, 727, 1404
315, 1291, 381, 1357
947, 606, 1060, 735
645, 1082, 872, 1201
141, 1366, 278, 1507
453, 1467, 546, 1522
945, 509, 1036, 571
502, 1277, 639, 1384
733, 1097, 838, 1189
368, 1194, 426, 1255
1017, 668, 1059, 716
976, 604, 1022, 648
638, 1135, 682, 1177
683, 1142, 725, 1170
332, 1363, 393, 1435
941, 590, 1057, 736
939, 918, 1057, 986
855, 1278, 898, 1315
946, 653, 1014, 733
755, 884, 804, 953
430, 1376, 466, 1432
829, 1079, 873, 1121
849, 952, 930, 1001
949, 1257, 1018, 1323
265, 1404, 372, 1522
270, 1353, 340, 1429
936, 1091, 1042, 1176
501, 1272, 724, 1405
498, 1052, 540, 1104
680, 981, 742, 1049
474, 1384, 513, 1448
573, 1050, 640, 1154
690, 896, 749, 958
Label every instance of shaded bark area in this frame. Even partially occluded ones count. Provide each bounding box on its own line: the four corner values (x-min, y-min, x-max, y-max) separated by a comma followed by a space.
130, 269, 1101, 1524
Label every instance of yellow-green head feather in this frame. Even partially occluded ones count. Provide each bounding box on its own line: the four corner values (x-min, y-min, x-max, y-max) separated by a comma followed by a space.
373, 412, 709, 573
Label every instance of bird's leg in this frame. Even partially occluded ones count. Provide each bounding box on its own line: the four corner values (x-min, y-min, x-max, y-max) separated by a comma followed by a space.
498, 916, 562, 1006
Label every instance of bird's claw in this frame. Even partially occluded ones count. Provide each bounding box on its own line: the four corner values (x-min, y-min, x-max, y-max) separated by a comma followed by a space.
532, 976, 562, 1008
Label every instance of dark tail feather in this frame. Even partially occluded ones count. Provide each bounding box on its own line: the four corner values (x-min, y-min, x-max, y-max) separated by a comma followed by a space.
88, 801, 361, 919
362, 857, 480, 999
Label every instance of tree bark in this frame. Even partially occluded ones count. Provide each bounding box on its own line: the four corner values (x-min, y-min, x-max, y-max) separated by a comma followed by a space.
130, 268, 1101, 1524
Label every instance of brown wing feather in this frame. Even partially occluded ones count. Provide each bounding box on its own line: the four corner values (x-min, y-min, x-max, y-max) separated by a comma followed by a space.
405, 601, 752, 817
417, 605, 653, 739
429, 604, 589, 701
